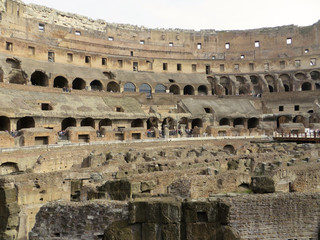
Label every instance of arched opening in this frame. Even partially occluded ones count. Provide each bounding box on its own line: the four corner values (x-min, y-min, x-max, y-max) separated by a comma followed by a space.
223, 145, 236, 155
310, 71, 320, 80
248, 118, 259, 129
284, 84, 290, 92
0, 116, 10, 131
61, 117, 76, 130
192, 118, 203, 129
72, 78, 86, 90
219, 118, 230, 126
250, 76, 258, 85
53, 76, 68, 88
107, 81, 120, 92
268, 85, 274, 92
131, 119, 144, 128
139, 83, 151, 93
293, 115, 304, 124
295, 72, 306, 81
162, 117, 175, 130
155, 84, 166, 93
99, 118, 112, 129
81, 118, 95, 128
239, 85, 250, 95
277, 116, 290, 128
17, 117, 35, 130
124, 82, 136, 92
0, 162, 19, 175
316, 83, 320, 90
198, 85, 208, 95
90, 80, 103, 91
302, 82, 312, 91
184, 85, 195, 95
169, 84, 180, 95
179, 117, 189, 129
31, 71, 48, 87
233, 118, 244, 127
147, 117, 158, 129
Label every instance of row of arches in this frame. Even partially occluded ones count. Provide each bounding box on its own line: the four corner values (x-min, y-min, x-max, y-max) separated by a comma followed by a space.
219, 117, 259, 129
29, 71, 210, 95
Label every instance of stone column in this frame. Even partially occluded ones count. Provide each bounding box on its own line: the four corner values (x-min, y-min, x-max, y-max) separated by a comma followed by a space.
163, 125, 169, 138
180, 124, 186, 137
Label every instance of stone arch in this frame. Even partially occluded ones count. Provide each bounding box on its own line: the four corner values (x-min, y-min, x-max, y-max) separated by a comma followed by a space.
248, 118, 259, 129
279, 74, 292, 91
198, 85, 208, 95
54, 76, 68, 88
233, 118, 244, 127
17, 117, 35, 130
139, 83, 151, 93
162, 117, 175, 130
239, 85, 250, 95
223, 145, 236, 155
155, 84, 166, 93
31, 71, 48, 87
293, 115, 304, 124
0, 116, 10, 131
131, 118, 144, 128
220, 76, 232, 95
107, 81, 120, 92
124, 82, 136, 92
0, 162, 19, 175
310, 71, 320, 80
250, 75, 262, 94
295, 72, 306, 81
90, 80, 103, 91
179, 117, 189, 129
99, 118, 112, 129
72, 78, 86, 90
147, 117, 158, 129
219, 118, 230, 126
192, 118, 203, 129
81, 117, 95, 128
61, 117, 76, 131
277, 116, 290, 128
265, 74, 275, 82
184, 85, 195, 95
169, 84, 180, 95
302, 82, 312, 91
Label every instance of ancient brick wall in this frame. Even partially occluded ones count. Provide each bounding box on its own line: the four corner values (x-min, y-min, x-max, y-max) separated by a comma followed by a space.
222, 193, 320, 239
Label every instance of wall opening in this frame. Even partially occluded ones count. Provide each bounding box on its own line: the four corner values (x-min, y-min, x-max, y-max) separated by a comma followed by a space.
81, 118, 95, 128
248, 118, 259, 129
124, 82, 136, 92
192, 118, 203, 129
99, 119, 112, 129
198, 85, 208, 95
61, 118, 76, 131
233, 118, 244, 127
90, 80, 103, 91
107, 81, 120, 92
139, 83, 151, 93
53, 76, 68, 88
302, 82, 311, 91
155, 84, 166, 93
219, 118, 230, 126
17, 117, 35, 130
169, 84, 180, 95
31, 71, 48, 87
184, 85, 194, 95
72, 78, 86, 90
131, 119, 144, 128
0, 116, 10, 131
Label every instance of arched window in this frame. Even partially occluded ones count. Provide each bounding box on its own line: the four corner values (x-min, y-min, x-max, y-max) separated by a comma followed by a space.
139, 83, 151, 93
155, 84, 166, 93
198, 85, 208, 95
107, 81, 120, 92
81, 118, 95, 128
169, 84, 180, 95
54, 76, 68, 88
277, 116, 290, 128
90, 80, 103, 91
284, 84, 290, 92
223, 145, 236, 154
268, 85, 274, 92
302, 82, 312, 91
61, 117, 76, 130
17, 117, 35, 130
124, 82, 136, 92
147, 118, 158, 129
31, 71, 48, 87
72, 78, 86, 90
184, 85, 195, 95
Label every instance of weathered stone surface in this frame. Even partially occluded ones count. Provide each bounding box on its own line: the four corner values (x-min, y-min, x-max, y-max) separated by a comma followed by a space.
251, 176, 275, 193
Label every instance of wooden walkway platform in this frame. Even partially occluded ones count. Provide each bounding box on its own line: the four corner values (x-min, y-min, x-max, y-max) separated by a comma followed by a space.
273, 132, 320, 143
